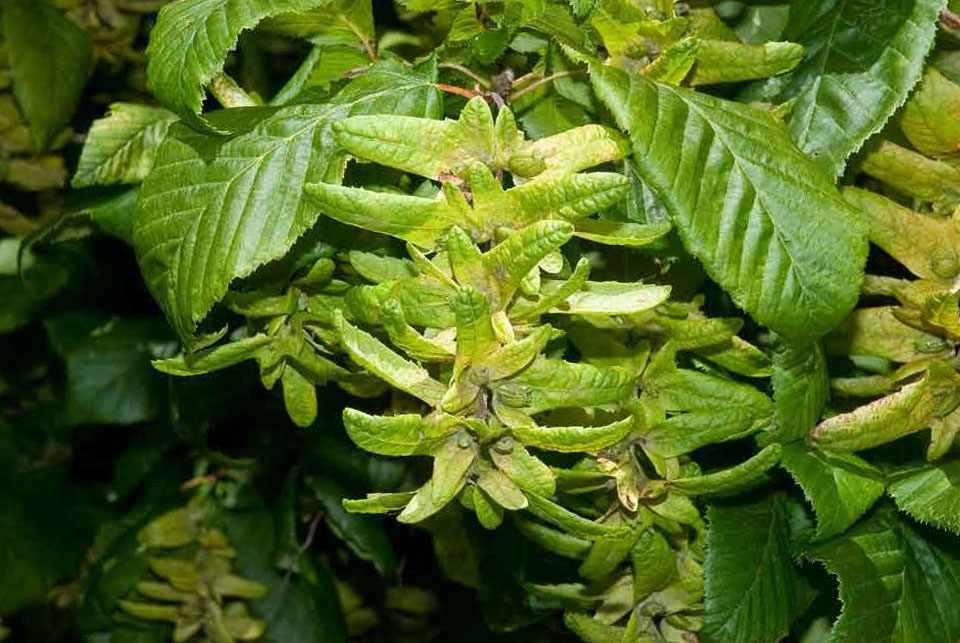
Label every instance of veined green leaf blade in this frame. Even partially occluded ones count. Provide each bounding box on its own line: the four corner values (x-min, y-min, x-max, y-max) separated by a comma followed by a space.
3, 0, 92, 151
335, 312, 446, 405
811, 362, 960, 452
806, 507, 960, 642
73, 104, 178, 188
153, 334, 272, 375
591, 65, 867, 341
524, 493, 631, 541
888, 459, 960, 535
134, 62, 440, 346
703, 494, 813, 643
511, 416, 634, 453
747, 0, 944, 176
690, 40, 804, 86
305, 182, 455, 247
342, 409, 456, 456
780, 444, 884, 540
145, 0, 329, 130
770, 335, 829, 443
667, 444, 781, 497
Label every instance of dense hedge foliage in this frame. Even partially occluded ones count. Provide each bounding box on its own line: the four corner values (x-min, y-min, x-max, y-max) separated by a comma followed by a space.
3, 1, 960, 642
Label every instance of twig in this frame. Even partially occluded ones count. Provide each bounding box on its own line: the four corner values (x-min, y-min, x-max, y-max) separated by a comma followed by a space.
942, 9, 960, 30
434, 83, 482, 99
439, 63, 491, 90
509, 70, 582, 102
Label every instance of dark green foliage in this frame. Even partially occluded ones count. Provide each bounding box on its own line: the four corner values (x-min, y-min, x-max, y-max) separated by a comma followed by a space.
2, 1, 960, 642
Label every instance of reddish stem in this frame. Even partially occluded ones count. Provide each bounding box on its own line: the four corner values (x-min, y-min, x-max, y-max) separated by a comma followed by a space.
434, 83, 481, 99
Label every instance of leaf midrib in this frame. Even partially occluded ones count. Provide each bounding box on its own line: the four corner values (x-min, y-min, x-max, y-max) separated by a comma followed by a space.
656, 84, 834, 317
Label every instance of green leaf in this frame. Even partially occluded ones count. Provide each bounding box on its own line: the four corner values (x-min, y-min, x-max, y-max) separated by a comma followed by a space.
899, 66, 960, 158
579, 525, 644, 580
72, 104, 178, 188
770, 335, 829, 442
480, 170, 630, 229
746, 0, 944, 176
811, 362, 960, 452
397, 435, 476, 523
703, 493, 813, 643
806, 506, 960, 643
345, 277, 456, 328
631, 528, 676, 598
523, 493, 631, 541
643, 37, 700, 85
135, 60, 440, 347
3, 0, 92, 150
281, 363, 318, 427
493, 358, 635, 414
511, 416, 634, 453
343, 492, 416, 514
443, 226, 489, 295
305, 180, 461, 248
476, 464, 528, 511
859, 140, 960, 211
145, 0, 329, 131
780, 443, 885, 540
452, 286, 498, 372
307, 169, 626, 246
271, 45, 370, 104
335, 312, 446, 405
515, 516, 591, 559
309, 477, 397, 579
563, 612, 624, 643
331, 96, 505, 179
572, 219, 671, 247
476, 325, 553, 382
153, 334, 272, 376
489, 438, 557, 497
471, 486, 505, 529
342, 409, 458, 456
45, 313, 174, 426
262, 0, 375, 48
665, 443, 782, 497
549, 280, 671, 315
379, 299, 454, 362
843, 187, 960, 282
524, 125, 628, 176
888, 459, 960, 535
591, 64, 867, 341
643, 355, 774, 457
510, 258, 591, 320
689, 40, 804, 86
349, 251, 418, 283
697, 336, 773, 378
482, 220, 574, 308
825, 306, 950, 364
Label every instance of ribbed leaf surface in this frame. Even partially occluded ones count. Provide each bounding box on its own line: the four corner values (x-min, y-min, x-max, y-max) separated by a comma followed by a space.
703, 494, 813, 643
591, 65, 867, 340
146, 0, 330, 130
134, 62, 440, 346
746, 0, 944, 175
807, 507, 960, 642
73, 104, 178, 188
